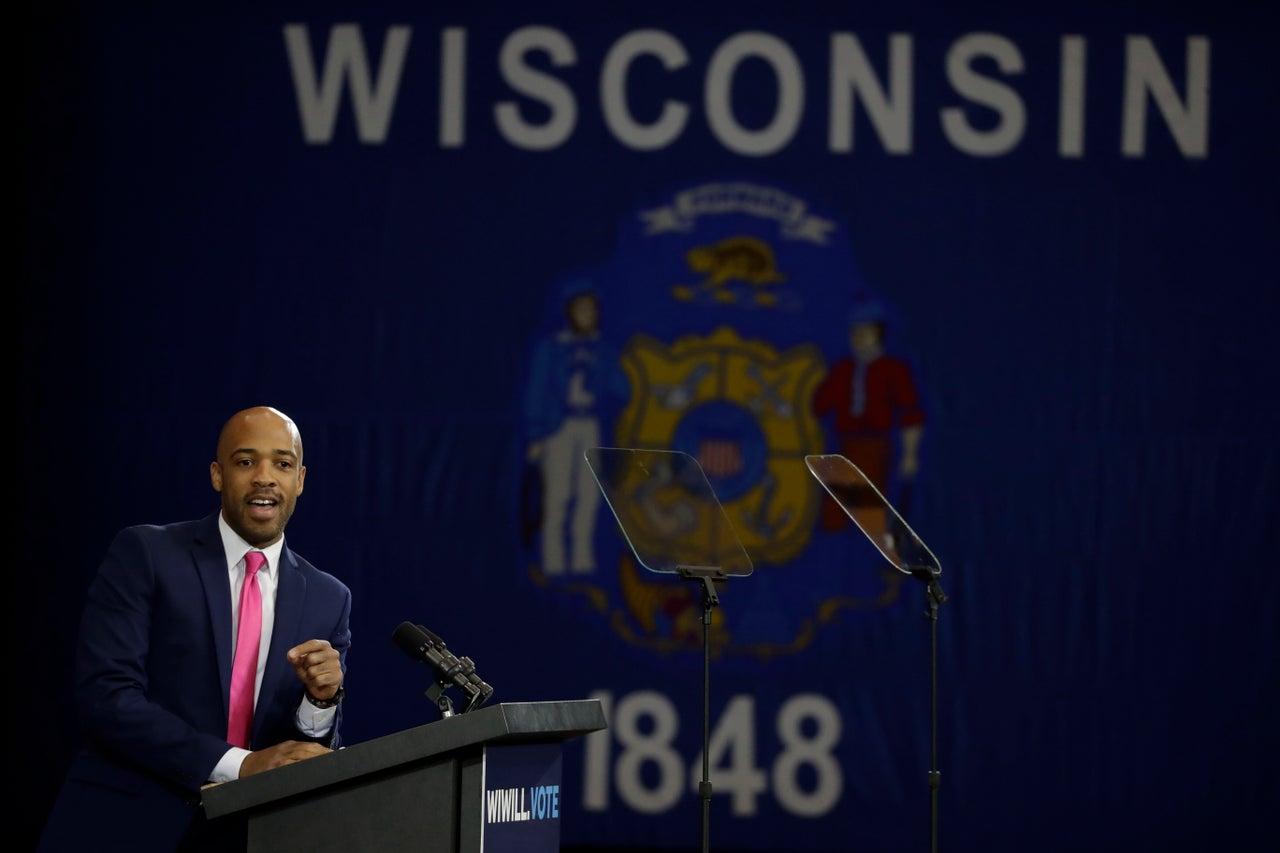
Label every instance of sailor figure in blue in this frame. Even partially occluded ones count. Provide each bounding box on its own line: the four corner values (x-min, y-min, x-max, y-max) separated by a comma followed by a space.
524, 277, 630, 574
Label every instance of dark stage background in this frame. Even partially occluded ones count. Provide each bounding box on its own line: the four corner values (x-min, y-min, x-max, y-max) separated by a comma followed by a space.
20, 2, 1278, 851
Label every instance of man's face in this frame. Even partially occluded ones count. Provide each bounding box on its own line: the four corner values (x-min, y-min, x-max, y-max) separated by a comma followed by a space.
850, 321, 882, 355
568, 294, 599, 333
210, 412, 305, 548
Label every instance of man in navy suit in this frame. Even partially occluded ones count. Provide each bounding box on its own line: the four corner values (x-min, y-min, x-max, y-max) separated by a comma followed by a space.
39, 406, 352, 851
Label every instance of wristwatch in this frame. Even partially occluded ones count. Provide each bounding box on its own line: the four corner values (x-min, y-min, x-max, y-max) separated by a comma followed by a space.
305, 685, 345, 709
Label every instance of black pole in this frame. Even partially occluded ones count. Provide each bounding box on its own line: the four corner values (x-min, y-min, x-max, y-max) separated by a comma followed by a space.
912, 569, 947, 853
926, 586, 940, 853
695, 576, 719, 853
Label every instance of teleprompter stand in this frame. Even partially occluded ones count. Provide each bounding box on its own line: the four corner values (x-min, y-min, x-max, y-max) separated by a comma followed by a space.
806, 454, 948, 853
584, 447, 754, 853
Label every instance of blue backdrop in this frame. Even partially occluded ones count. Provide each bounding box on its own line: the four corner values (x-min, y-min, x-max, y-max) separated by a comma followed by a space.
20, 2, 1278, 851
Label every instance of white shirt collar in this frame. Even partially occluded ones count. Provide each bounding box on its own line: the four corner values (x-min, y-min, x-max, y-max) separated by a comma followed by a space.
217, 511, 285, 577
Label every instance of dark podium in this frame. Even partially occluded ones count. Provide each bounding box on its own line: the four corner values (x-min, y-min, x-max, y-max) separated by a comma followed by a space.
202, 699, 607, 853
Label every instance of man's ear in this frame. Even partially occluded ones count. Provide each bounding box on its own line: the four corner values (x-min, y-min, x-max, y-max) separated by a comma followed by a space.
210, 461, 223, 492
296, 465, 306, 495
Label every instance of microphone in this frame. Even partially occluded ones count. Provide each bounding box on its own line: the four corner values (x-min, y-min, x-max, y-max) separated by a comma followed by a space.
393, 621, 494, 712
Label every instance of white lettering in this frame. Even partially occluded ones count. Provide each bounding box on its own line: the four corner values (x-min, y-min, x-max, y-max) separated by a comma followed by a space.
282, 23, 411, 144
705, 32, 804, 157
601, 30, 691, 151
828, 33, 913, 154
1059, 36, 1087, 157
440, 28, 466, 147
1122, 35, 1210, 158
495, 26, 578, 150
940, 32, 1026, 156
488, 785, 550, 822
585, 690, 844, 819
486, 788, 500, 822
278, 24, 1211, 160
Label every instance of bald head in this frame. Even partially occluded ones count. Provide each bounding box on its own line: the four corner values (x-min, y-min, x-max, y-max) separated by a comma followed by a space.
210, 406, 306, 547
216, 406, 303, 464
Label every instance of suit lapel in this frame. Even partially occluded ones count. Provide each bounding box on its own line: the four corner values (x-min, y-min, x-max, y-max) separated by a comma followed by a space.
193, 513, 234, 719
256, 544, 305, 740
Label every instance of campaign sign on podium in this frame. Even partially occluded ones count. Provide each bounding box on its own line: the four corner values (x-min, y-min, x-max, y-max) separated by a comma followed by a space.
480, 742, 562, 853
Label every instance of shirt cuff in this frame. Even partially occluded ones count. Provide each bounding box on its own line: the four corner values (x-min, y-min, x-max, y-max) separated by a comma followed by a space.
209, 747, 250, 784
295, 695, 337, 736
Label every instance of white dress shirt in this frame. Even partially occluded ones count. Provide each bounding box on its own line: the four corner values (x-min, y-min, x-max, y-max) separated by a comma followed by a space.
207, 513, 334, 783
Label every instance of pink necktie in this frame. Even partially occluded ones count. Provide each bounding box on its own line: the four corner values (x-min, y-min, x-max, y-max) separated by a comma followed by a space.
227, 551, 265, 749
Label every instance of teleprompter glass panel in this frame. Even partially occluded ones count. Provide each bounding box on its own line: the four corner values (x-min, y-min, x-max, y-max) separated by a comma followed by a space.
804, 453, 941, 577
585, 447, 753, 578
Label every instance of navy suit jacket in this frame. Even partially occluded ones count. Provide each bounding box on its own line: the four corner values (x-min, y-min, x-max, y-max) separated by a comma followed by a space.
39, 512, 352, 852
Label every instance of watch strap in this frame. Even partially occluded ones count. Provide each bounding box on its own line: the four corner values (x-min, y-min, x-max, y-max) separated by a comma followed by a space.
305, 685, 344, 709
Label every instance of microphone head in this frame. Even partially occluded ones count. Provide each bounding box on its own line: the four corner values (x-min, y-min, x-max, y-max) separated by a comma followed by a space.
395, 621, 494, 712
393, 621, 432, 656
